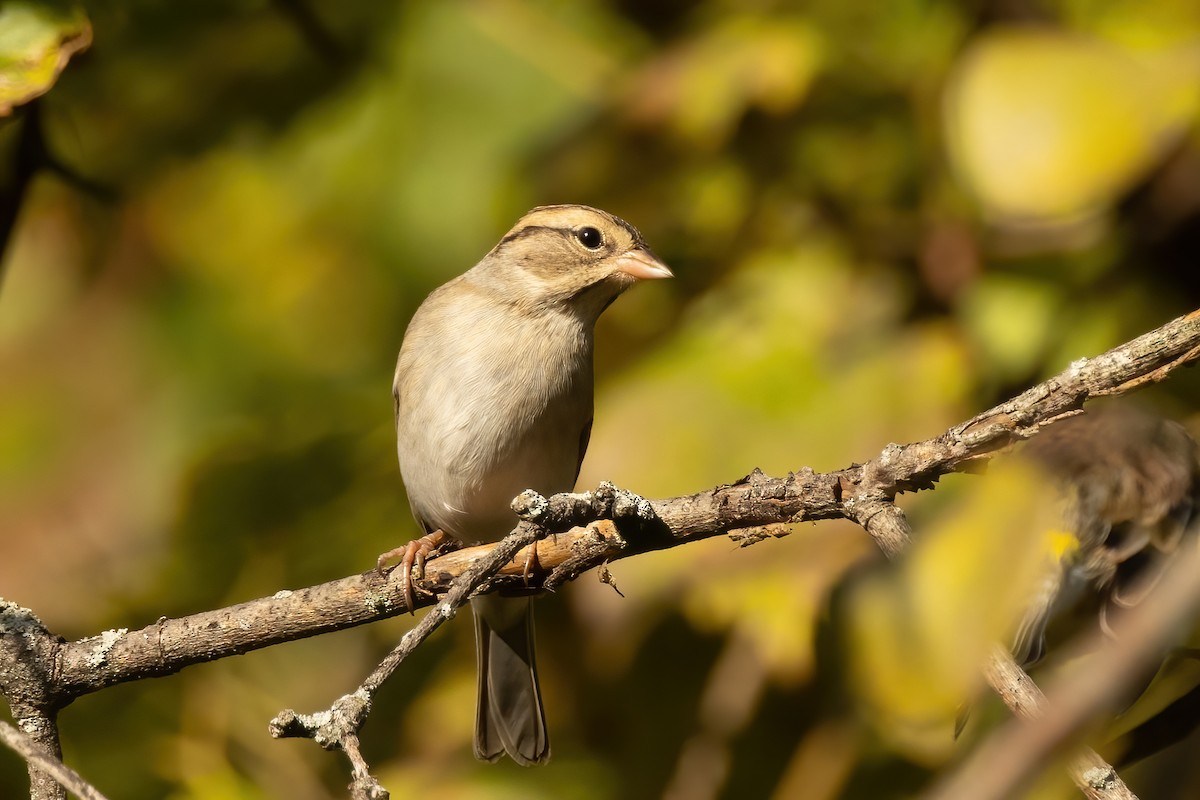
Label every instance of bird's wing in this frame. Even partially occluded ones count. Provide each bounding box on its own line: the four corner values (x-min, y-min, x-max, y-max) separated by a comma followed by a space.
575, 417, 593, 483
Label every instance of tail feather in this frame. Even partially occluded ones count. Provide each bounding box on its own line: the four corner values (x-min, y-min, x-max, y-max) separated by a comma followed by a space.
472, 595, 550, 766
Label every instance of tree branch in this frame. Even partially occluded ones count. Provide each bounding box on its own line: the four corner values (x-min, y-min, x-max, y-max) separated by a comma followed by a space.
0, 723, 109, 800
3, 308, 1199, 797
0, 603, 71, 800
926, 502, 1200, 800
268, 518, 548, 798
24, 309, 1195, 700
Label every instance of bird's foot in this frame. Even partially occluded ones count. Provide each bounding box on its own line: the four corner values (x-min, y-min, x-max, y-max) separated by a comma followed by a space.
521, 539, 543, 589
377, 529, 451, 613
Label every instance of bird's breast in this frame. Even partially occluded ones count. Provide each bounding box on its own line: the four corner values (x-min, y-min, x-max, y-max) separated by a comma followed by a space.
396, 303, 593, 542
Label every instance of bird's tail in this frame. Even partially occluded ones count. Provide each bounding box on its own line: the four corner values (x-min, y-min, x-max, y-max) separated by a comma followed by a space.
472, 594, 550, 766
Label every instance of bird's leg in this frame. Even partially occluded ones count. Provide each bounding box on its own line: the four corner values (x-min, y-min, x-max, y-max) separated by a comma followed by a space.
376, 529, 450, 613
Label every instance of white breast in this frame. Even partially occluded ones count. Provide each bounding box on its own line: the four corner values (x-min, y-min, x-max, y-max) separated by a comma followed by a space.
394, 284, 593, 543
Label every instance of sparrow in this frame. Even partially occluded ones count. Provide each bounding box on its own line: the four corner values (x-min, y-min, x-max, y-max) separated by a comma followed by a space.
1011, 406, 1200, 667
389, 204, 672, 765
955, 405, 1200, 740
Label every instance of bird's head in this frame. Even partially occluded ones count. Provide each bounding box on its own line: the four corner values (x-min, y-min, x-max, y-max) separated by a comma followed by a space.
475, 204, 672, 320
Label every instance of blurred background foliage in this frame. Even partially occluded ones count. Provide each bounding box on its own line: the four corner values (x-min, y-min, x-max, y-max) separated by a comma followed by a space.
2, 0, 1200, 798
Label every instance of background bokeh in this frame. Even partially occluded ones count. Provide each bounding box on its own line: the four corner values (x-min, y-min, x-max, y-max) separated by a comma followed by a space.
3, 1, 1200, 798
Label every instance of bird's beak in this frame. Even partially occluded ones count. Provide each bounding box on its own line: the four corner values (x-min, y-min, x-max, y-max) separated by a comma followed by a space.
615, 249, 673, 281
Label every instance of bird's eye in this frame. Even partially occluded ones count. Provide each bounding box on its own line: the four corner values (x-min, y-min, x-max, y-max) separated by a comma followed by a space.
575, 226, 603, 250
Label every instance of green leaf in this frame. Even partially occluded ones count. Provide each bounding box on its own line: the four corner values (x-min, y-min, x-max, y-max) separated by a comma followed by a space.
0, 2, 91, 116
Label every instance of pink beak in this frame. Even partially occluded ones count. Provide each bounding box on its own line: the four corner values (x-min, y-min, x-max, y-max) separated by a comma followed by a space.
616, 250, 674, 281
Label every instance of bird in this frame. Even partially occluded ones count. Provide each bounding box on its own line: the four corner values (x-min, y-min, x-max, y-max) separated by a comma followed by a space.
955, 405, 1200, 740
387, 204, 672, 765
1010, 405, 1200, 669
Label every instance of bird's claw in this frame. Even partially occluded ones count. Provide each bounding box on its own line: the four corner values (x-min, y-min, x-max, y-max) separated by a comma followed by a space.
521, 540, 543, 588
377, 530, 449, 613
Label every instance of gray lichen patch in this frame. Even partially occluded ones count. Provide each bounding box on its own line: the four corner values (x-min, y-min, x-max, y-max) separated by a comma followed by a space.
84, 628, 129, 668
0, 599, 46, 635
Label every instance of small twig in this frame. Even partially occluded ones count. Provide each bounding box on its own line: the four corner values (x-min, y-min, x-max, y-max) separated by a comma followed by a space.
0, 722, 109, 800
843, 493, 1136, 799
269, 515, 549, 789
1, 101, 117, 290
343, 731, 387, 800
361, 518, 545, 695
1094, 342, 1200, 397
977, 652, 1137, 800
925, 518, 1200, 800
0, 105, 45, 287
39, 151, 119, 204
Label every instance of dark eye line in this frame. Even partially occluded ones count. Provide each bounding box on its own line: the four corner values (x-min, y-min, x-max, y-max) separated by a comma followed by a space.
495, 225, 556, 249
493, 224, 612, 259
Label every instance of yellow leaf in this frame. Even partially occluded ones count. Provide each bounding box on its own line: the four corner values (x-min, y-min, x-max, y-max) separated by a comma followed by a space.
944, 27, 1194, 223
0, 2, 91, 116
626, 15, 822, 147
844, 460, 1063, 761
